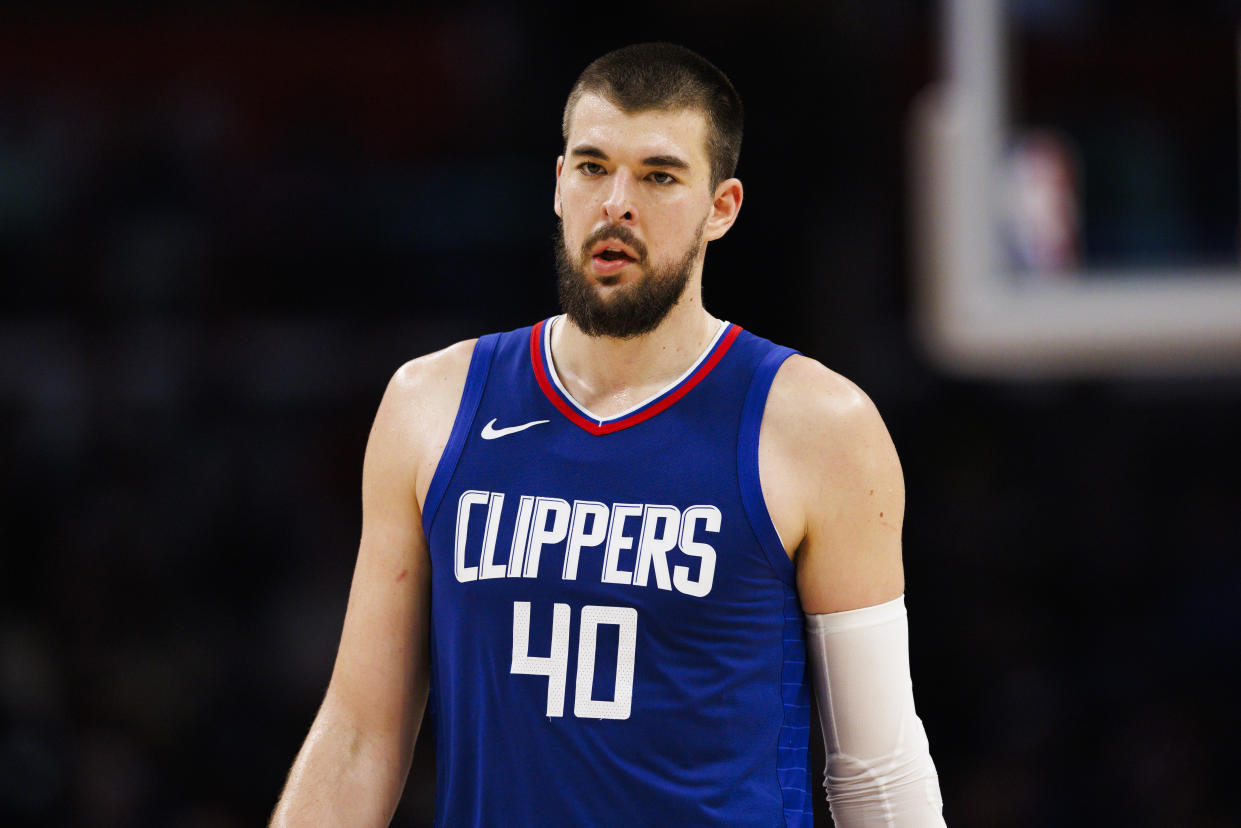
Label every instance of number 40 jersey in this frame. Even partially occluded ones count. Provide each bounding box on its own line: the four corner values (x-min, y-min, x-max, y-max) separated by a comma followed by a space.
422, 316, 813, 827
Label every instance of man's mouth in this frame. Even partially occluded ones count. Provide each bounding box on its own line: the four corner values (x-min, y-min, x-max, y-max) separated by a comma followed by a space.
588, 245, 638, 277
589, 239, 640, 263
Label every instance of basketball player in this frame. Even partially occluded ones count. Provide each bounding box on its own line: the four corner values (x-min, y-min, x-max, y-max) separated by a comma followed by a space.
272, 43, 945, 827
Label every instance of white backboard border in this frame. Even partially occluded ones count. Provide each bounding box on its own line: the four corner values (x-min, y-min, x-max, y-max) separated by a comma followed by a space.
910, 0, 1241, 377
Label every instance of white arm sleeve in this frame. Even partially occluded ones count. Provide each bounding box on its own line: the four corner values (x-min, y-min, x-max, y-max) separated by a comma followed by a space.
805, 595, 946, 827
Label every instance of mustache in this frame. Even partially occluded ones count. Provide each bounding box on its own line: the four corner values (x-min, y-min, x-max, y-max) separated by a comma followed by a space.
580, 225, 648, 262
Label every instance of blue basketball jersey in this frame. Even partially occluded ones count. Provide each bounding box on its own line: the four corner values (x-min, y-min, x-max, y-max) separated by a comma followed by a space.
422, 316, 812, 827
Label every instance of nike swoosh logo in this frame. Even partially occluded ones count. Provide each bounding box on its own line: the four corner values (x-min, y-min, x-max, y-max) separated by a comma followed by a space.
480, 418, 550, 440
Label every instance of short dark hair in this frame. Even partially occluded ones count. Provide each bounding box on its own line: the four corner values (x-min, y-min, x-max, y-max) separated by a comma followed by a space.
562, 43, 744, 189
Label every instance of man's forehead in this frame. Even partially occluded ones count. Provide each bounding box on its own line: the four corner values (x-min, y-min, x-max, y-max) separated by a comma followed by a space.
566, 93, 710, 167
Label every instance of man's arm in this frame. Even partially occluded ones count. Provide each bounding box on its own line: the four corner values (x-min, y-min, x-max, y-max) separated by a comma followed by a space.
759, 355, 904, 613
760, 355, 945, 826
271, 340, 475, 827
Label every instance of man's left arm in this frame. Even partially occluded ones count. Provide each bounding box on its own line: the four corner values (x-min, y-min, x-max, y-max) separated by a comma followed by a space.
760, 356, 945, 827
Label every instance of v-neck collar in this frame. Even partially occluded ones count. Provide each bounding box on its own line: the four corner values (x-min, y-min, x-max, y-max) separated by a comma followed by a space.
530, 315, 741, 436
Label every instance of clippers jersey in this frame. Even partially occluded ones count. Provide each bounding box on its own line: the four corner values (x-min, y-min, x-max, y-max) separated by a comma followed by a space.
422, 317, 812, 827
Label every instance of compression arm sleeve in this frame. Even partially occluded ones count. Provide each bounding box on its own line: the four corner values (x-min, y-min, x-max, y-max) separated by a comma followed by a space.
805, 595, 946, 827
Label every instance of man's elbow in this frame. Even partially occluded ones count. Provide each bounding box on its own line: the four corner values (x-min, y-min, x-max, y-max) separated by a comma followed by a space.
823, 718, 946, 827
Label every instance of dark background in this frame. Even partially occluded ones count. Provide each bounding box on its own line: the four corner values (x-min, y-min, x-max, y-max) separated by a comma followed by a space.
2, 2, 1239, 826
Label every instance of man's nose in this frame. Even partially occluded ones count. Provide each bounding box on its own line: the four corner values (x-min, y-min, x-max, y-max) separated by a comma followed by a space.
602, 171, 636, 223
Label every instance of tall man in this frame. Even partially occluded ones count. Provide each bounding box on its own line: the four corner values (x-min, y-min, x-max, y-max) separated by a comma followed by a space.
272, 43, 945, 827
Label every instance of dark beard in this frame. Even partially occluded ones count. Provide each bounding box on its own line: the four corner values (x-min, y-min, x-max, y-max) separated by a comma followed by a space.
555, 222, 702, 339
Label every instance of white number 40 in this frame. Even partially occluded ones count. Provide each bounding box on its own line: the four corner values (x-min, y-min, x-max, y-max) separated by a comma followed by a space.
511, 601, 637, 720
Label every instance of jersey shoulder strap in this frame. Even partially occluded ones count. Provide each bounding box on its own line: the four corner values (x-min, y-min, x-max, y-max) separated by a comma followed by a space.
422, 331, 504, 531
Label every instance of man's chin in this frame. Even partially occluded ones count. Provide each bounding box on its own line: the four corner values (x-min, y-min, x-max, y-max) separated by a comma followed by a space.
556, 237, 696, 339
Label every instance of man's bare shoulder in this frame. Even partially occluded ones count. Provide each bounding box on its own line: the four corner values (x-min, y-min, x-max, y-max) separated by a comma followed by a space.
764, 354, 890, 455
759, 354, 902, 523
369, 339, 478, 506
386, 338, 478, 414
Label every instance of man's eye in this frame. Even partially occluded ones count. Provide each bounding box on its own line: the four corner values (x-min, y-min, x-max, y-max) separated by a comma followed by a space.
648, 171, 676, 184
579, 162, 605, 176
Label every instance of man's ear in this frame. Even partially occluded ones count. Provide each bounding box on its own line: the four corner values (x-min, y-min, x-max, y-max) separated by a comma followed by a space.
554, 155, 565, 217
704, 177, 743, 242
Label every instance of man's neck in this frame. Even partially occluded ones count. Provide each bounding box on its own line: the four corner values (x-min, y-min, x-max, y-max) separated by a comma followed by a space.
549, 295, 722, 420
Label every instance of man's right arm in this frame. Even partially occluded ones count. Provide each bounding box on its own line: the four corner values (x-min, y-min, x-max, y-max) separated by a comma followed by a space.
270, 340, 476, 827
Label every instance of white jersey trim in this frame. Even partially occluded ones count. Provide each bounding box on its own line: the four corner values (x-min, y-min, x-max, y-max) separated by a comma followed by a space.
542, 314, 731, 426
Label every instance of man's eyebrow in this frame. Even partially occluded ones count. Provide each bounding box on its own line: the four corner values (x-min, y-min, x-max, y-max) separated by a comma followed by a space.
642, 154, 689, 170
569, 144, 609, 160
568, 145, 690, 171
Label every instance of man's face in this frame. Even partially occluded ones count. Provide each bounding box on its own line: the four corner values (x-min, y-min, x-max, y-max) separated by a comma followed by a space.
554, 93, 717, 338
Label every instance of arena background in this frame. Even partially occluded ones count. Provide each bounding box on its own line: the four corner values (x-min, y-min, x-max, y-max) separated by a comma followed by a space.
2, 2, 1238, 826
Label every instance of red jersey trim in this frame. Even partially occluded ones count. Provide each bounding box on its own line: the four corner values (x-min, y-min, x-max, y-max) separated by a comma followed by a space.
530, 318, 742, 436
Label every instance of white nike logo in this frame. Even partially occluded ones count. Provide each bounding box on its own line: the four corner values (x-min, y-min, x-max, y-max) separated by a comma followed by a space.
480, 417, 550, 440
